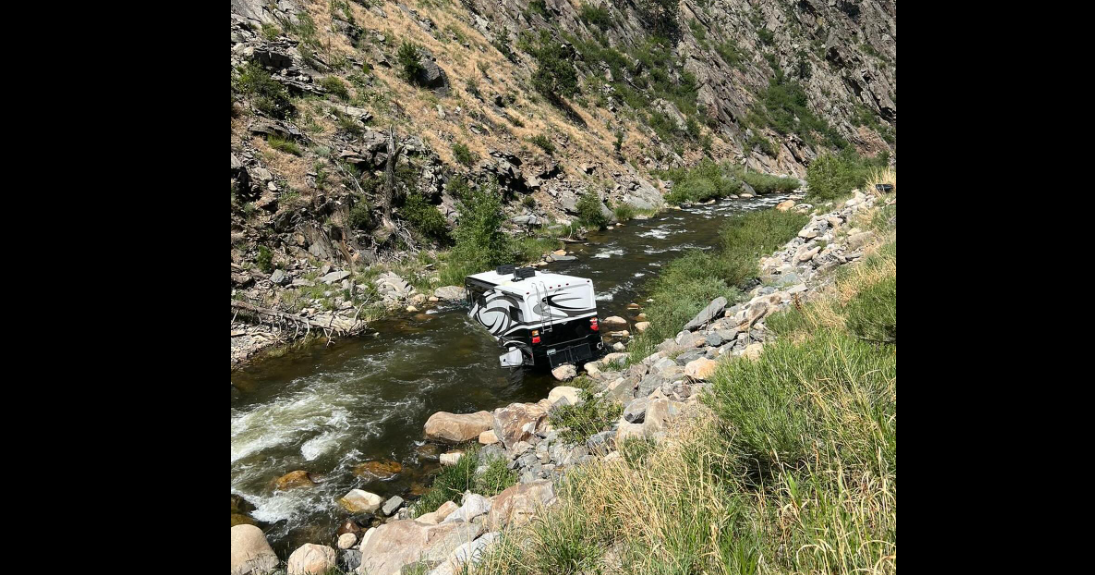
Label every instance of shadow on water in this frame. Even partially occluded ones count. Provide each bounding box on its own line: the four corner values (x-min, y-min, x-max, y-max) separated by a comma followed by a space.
230, 193, 789, 554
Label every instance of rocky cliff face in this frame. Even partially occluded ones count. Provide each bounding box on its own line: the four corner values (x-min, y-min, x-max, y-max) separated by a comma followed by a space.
230, 0, 896, 363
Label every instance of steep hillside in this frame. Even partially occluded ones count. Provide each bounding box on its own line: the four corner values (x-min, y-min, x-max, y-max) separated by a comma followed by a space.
230, 0, 896, 365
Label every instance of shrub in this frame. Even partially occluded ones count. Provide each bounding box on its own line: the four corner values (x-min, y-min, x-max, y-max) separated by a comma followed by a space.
530, 35, 579, 102
741, 170, 800, 193
441, 178, 512, 284
806, 152, 865, 200
348, 196, 372, 230
521, 195, 536, 209
576, 193, 609, 230
255, 246, 274, 274
613, 202, 635, 221
319, 76, 350, 100
451, 142, 478, 167
751, 75, 846, 150
235, 62, 292, 118
402, 193, 450, 243
579, 4, 612, 30
528, 134, 555, 154
635, 0, 680, 41
397, 41, 425, 84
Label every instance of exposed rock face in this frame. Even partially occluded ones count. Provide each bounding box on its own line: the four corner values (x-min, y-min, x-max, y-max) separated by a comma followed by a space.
231, 524, 279, 575
424, 411, 495, 443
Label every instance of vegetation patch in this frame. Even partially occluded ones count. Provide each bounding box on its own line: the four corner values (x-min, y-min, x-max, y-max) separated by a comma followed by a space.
412, 447, 518, 517
549, 390, 623, 444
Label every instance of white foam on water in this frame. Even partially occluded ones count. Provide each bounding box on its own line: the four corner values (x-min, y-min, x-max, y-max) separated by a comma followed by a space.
592, 248, 624, 259
638, 227, 672, 239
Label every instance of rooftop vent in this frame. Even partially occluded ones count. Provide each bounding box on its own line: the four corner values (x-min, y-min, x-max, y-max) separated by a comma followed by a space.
496, 264, 516, 275
513, 267, 536, 280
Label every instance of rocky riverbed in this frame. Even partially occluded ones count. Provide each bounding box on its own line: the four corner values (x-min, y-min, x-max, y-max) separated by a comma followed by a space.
231, 190, 892, 575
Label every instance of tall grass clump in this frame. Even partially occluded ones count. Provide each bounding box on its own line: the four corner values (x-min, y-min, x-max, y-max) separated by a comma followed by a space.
576, 193, 610, 230
412, 447, 518, 517
549, 390, 623, 443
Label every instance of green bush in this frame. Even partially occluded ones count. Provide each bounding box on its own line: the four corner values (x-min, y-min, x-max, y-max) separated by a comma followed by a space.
255, 246, 274, 274
845, 275, 896, 344
613, 202, 635, 221
412, 448, 517, 518
666, 178, 717, 204
402, 193, 450, 243
635, 0, 680, 41
579, 4, 613, 30
441, 178, 512, 285
530, 34, 579, 102
451, 142, 478, 167
266, 135, 301, 156
751, 75, 846, 150
576, 193, 609, 230
741, 170, 800, 194
529, 134, 556, 155
806, 153, 865, 201
319, 76, 349, 100
235, 62, 292, 118
398, 41, 425, 84
348, 197, 372, 230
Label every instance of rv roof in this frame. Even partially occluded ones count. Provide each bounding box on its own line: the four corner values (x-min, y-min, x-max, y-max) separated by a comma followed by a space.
467, 269, 594, 294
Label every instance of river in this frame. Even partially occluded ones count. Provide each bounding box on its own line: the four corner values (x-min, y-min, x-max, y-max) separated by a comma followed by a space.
230, 193, 788, 554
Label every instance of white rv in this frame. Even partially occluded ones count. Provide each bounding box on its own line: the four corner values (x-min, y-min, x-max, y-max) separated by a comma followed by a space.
465, 266, 604, 368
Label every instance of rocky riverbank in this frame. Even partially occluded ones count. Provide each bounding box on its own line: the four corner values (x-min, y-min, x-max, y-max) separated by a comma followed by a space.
231, 188, 893, 575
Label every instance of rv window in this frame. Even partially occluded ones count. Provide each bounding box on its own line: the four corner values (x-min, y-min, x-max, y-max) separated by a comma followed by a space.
509, 307, 523, 323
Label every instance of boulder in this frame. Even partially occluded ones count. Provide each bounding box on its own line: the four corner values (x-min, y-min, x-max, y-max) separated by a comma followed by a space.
440, 452, 464, 466
270, 269, 290, 285
623, 397, 650, 423
642, 398, 682, 436
287, 544, 338, 575
601, 316, 628, 330
547, 386, 582, 407
357, 520, 479, 575
433, 286, 467, 301
429, 532, 501, 575
684, 358, 719, 381
683, 297, 727, 331
486, 480, 557, 529
352, 460, 403, 481
775, 200, 796, 211
339, 489, 383, 514
492, 402, 550, 449
272, 470, 314, 491
634, 321, 651, 333
424, 411, 494, 443
616, 421, 645, 443
742, 342, 764, 360
443, 494, 491, 523
551, 364, 577, 381
231, 524, 278, 575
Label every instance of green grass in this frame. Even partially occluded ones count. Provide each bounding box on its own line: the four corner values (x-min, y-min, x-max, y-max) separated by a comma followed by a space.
319, 76, 350, 100
549, 390, 623, 443
412, 447, 517, 517
740, 170, 799, 194
845, 273, 896, 343
629, 209, 807, 361
266, 135, 302, 156
473, 217, 896, 575
235, 61, 292, 118
528, 134, 556, 154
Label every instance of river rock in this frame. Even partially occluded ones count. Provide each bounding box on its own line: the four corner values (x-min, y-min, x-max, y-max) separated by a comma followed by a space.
486, 480, 557, 529
231, 524, 278, 575
643, 398, 682, 437
232, 513, 258, 527
547, 386, 582, 407
270, 269, 290, 285
440, 452, 464, 466
776, 200, 796, 211
424, 411, 494, 443
742, 342, 764, 360
683, 297, 727, 331
339, 489, 383, 514
601, 316, 628, 329
352, 460, 403, 480
287, 544, 338, 575
634, 321, 651, 333
430, 532, 501, 575
478, 429, 499, 445
433, 286, 467, 301
381, 496, 404, 516
272, 470, 314, 491
492, 401, 550, 448
444, 493, 491, 523
684, 358, 719, 381
338, 533, 357, 549
322, 270, 351, 284
623, 397, 650, 423
551, 364, 577, 381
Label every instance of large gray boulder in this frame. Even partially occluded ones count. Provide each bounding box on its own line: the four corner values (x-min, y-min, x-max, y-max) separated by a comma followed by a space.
683, 297, 727, 331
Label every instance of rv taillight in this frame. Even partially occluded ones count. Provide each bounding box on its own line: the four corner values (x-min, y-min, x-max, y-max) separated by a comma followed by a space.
590, 318, 599, 331
532, 336, 541, 344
